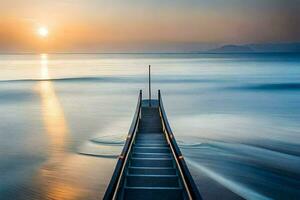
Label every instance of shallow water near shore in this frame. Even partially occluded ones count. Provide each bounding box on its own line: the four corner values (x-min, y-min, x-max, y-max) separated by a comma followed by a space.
0, 53, 300, 199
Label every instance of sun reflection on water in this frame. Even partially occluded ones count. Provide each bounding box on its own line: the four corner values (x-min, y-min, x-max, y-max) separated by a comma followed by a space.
32, 54, 118, 199
40, 54, 49, 80
39, 54, 68, 155
36, 54, 83, 199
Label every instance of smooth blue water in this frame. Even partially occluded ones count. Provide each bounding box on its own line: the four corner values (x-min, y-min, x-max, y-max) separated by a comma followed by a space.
0, 53, 300, 199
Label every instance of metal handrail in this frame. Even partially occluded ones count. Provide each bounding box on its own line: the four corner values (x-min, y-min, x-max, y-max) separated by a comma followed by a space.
103, 90, 142, 200
158, 90, 202, 200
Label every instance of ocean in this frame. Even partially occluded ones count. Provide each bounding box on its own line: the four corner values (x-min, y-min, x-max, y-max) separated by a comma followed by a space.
0, 53, 300, 199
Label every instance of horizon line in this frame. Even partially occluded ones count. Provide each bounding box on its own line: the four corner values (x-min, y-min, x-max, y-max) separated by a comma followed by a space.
1, 51, 300, 55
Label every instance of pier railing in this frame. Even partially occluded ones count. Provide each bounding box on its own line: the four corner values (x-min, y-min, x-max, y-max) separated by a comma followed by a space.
158, 90, 202, 200
103, 90, 142, 200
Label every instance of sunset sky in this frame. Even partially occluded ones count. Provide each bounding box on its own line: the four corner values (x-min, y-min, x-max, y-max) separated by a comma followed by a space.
1, 0, 300, 52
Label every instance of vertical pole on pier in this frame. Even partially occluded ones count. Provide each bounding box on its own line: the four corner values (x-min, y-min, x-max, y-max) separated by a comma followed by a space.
149, 65, 151, 107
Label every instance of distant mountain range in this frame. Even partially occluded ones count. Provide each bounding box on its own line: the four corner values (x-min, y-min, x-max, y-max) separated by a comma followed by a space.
208, 43, 300, 53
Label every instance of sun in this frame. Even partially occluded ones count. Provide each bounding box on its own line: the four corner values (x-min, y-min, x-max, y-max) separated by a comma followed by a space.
38, 27, 49, 38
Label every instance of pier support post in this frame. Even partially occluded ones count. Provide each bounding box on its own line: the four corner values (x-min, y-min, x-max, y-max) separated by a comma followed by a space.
149, 65, 151, 107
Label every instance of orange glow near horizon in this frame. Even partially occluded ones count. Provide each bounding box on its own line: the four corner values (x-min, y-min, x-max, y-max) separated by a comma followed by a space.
0, 1, 299, 52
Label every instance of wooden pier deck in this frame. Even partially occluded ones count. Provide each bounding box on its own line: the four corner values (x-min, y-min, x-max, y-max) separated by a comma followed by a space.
103, 90, 202, 200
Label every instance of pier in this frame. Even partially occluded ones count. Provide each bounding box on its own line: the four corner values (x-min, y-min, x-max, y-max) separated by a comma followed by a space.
103, 90, 202, 200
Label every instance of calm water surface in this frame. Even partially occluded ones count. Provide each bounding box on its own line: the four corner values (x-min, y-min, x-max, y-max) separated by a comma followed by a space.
0, 53, 300, 200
